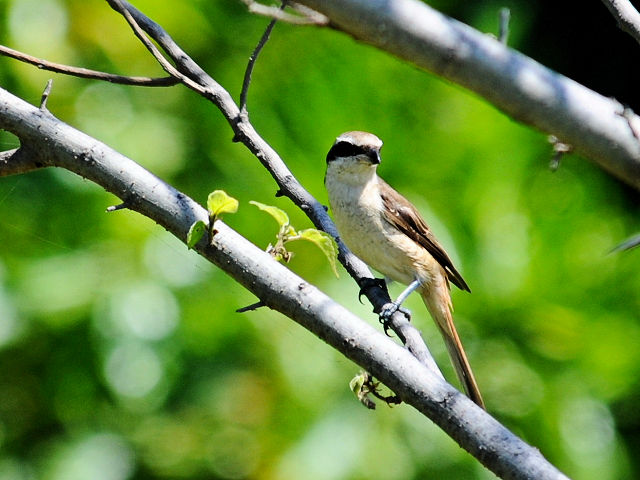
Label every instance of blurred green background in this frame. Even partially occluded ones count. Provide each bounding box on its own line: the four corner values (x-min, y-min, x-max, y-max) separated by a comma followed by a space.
1, 0, 640, 479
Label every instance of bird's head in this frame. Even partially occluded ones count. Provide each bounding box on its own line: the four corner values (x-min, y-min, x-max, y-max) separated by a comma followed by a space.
326, 131, 383, 182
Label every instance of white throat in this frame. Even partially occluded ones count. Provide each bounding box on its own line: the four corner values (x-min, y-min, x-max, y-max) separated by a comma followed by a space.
325, 156, 379, 188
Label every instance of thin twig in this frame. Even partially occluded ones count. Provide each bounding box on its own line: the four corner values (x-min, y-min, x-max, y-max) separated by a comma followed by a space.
498, 7, 510, 44
366, 376, 402, 405
600, 0, 640, 46
106, 202, 130, 212
105, 0, 207, 95
0, 44, 178, 87
289, 3, 330, 24
236, 301, 266, 312
240, 0, 329, 25
610, 233, 640, 252
105, 0, 226, 106
239, 3, 284, 116
40, 79, 53, 111
548, 135, 572, 172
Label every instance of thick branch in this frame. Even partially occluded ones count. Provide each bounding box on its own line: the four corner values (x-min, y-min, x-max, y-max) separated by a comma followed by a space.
296, 0, 640, 190
601, 0, 640, 46
0, 85, 568, 480
100, 0, 441, 370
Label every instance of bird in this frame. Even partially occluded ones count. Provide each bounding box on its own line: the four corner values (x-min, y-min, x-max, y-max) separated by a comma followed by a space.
324, 131, 484, 408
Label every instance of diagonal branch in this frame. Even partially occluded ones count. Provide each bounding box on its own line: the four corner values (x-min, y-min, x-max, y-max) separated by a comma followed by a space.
0, 85, 569, 480
100, 0, 440, 370
0, 44, 178, 86
0, 0, 441, 376
600, 0, 640, 46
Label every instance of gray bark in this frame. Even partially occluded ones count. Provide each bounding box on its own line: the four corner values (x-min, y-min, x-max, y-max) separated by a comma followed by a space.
0, 85, 569, 480
296, 0, 640, 189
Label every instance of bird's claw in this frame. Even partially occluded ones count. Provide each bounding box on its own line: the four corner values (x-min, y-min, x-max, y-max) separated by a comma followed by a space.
358, 277, 388, 304
380, 302, 411, 320
378, 302, 411, 335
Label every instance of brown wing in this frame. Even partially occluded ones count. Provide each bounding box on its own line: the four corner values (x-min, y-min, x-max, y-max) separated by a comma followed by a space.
379, 179, 470, 292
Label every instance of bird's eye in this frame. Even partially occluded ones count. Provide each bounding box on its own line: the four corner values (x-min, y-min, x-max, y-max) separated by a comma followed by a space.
326, 141, 367, 162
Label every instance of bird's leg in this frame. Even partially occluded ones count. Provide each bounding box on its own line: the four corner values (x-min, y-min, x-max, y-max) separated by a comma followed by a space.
379, 279, 422, 321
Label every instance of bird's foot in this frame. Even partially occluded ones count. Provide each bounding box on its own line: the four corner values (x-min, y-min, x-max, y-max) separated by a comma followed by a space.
358, 277, 388, 303
379, 302, 411, 320
378, 302, 411, 335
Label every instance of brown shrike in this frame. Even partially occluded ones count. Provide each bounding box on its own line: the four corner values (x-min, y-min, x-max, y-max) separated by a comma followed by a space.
325, 131, 484, 408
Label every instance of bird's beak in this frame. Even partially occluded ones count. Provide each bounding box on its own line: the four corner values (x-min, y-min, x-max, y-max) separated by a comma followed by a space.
368, 150, 381, 165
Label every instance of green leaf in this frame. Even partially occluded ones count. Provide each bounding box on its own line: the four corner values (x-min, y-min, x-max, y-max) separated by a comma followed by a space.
349, 371, 367, 394
249, 200, 289, 228
295, 228, 340, 277
349, 371, 376, 409
187, 220, 207, 248
207, 190, 239, 218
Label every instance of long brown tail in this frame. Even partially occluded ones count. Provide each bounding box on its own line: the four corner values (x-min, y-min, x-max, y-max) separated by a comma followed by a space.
421, 287, 485, 409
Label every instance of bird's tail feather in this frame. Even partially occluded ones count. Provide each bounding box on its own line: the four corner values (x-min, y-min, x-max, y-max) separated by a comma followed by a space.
421, 287, 485, 409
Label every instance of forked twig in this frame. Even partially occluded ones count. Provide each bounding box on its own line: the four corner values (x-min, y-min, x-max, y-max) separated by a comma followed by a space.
105, 0, 207, 95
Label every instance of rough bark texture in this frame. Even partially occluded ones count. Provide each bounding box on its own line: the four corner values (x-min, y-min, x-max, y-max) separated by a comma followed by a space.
0, 85, 569, 480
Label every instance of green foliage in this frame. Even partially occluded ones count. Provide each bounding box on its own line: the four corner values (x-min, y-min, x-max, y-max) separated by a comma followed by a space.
349, 370, 377, 410
0, 1, 639, 480
207, 189, 239, 220
250, 200, 339, 276
187, 190, 239, 248
186, 219, 206, 248
249, 199, 291, 228
292, 228, 339, 277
